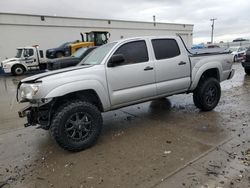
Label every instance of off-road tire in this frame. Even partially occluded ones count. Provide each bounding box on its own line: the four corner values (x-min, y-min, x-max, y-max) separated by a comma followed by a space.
50, 100, 103, 152
11, 64, 25, 76
245, 68, 250, 75
193, 78, 221, 111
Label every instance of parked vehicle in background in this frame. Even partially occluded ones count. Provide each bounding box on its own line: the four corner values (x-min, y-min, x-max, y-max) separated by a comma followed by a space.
241, 47, 250, 75
207, 44, 220, 48
65, 31, 110, 56
47, 46, 97, 70
225, 46, 246, 62
191, 44, 205, 49
17, 36, 234, 151
46, 31, 110, 59
233, 38, 249, 42
46, 42, 73, 59
1, 45, 46, 76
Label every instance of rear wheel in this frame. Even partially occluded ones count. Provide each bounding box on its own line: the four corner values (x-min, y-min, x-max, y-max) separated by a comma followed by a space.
11, 64, 25, 76
193, 78, 221, 111
50, 100, 103, 152
245, 68, 250, 75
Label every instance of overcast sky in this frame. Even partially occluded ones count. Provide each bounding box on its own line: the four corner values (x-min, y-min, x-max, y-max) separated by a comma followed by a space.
0, 0, 250, 44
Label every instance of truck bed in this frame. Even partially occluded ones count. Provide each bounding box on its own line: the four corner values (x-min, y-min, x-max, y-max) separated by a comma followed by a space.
190, 51, 231, 57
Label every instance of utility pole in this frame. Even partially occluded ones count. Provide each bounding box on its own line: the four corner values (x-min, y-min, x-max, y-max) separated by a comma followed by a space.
210, 18, 217, 44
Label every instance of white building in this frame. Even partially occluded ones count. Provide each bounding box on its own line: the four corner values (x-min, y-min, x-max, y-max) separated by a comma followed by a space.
0, 12, 193, 61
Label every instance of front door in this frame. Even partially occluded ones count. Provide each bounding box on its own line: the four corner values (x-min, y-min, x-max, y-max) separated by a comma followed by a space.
106, 40, 156, 107
23, 48, 37, 67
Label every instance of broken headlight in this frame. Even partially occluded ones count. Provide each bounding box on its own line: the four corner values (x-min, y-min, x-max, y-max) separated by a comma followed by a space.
20, 83, 41, 100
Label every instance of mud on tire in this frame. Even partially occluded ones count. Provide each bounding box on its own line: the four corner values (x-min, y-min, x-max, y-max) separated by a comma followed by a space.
193, 78, 221, 111
50, 100, 103, 152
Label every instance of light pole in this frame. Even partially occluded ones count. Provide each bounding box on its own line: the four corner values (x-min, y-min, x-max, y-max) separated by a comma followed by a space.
210, 18, 217, 44
153, 15, 156, 26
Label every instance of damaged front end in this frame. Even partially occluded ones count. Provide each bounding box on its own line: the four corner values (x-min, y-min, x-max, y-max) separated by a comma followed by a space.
18, 100, 54, 129
17, 81, 54, 130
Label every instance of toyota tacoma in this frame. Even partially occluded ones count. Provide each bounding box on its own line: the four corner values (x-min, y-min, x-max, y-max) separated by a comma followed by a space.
17, 36, 235, 151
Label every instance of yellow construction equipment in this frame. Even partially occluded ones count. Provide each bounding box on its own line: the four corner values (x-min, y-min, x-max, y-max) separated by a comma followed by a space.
69, 31, 110, 54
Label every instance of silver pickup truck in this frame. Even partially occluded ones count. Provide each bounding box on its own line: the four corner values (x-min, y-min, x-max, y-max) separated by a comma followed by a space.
17, 36, 234, 151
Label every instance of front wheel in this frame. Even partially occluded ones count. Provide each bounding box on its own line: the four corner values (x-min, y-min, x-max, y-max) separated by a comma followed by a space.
193, 78, 221, 111
245, 68, 250, 75
11, 64, 25, 76
50, 100, 103, 152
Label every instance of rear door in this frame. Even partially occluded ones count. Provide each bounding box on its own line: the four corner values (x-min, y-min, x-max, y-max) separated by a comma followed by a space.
106, 40, 156, 107
151, 38, 191, 95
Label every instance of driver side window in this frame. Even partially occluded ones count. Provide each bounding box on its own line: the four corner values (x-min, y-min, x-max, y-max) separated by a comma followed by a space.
114, 40, 149, 65
24, 49, 34, 57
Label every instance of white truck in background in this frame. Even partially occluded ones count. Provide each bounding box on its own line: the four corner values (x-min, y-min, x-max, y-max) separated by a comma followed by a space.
1, 45, 47, 75
17, 36, 235, 152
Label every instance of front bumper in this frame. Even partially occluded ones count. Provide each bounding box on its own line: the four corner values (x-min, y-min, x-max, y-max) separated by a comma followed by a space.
3, 67, 11, 73
18, 100, 54, 129
18, 105, 38, 127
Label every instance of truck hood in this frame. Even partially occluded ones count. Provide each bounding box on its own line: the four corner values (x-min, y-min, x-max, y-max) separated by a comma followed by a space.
2, 58, 21, 64
20, 65, 93, 83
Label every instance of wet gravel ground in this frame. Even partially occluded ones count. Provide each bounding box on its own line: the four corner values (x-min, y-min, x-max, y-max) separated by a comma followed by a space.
0, 63, 249, 188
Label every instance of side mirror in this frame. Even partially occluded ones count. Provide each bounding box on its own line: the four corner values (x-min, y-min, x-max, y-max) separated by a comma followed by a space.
108, 54, 125, 67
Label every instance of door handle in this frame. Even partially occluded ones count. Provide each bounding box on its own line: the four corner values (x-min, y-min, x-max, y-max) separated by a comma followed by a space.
144, 66, 154, 71
178, 61, 187, 65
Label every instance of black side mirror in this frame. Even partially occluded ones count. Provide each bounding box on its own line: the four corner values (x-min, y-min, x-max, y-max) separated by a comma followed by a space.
108, 54, 125, 67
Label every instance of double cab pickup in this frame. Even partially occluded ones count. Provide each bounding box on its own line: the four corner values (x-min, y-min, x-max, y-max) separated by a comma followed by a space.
17, 36, 234, 151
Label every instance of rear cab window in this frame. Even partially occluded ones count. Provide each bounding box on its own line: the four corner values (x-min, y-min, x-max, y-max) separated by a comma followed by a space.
114, 40, 149, 65
151, 39, 180, 60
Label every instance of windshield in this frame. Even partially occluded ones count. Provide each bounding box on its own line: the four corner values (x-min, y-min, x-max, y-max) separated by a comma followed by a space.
87, 33, 95, 42
79, 42, 117, 65
15, 49, 23, 58
58, 42, 71, 48
72, 48, 88, 58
